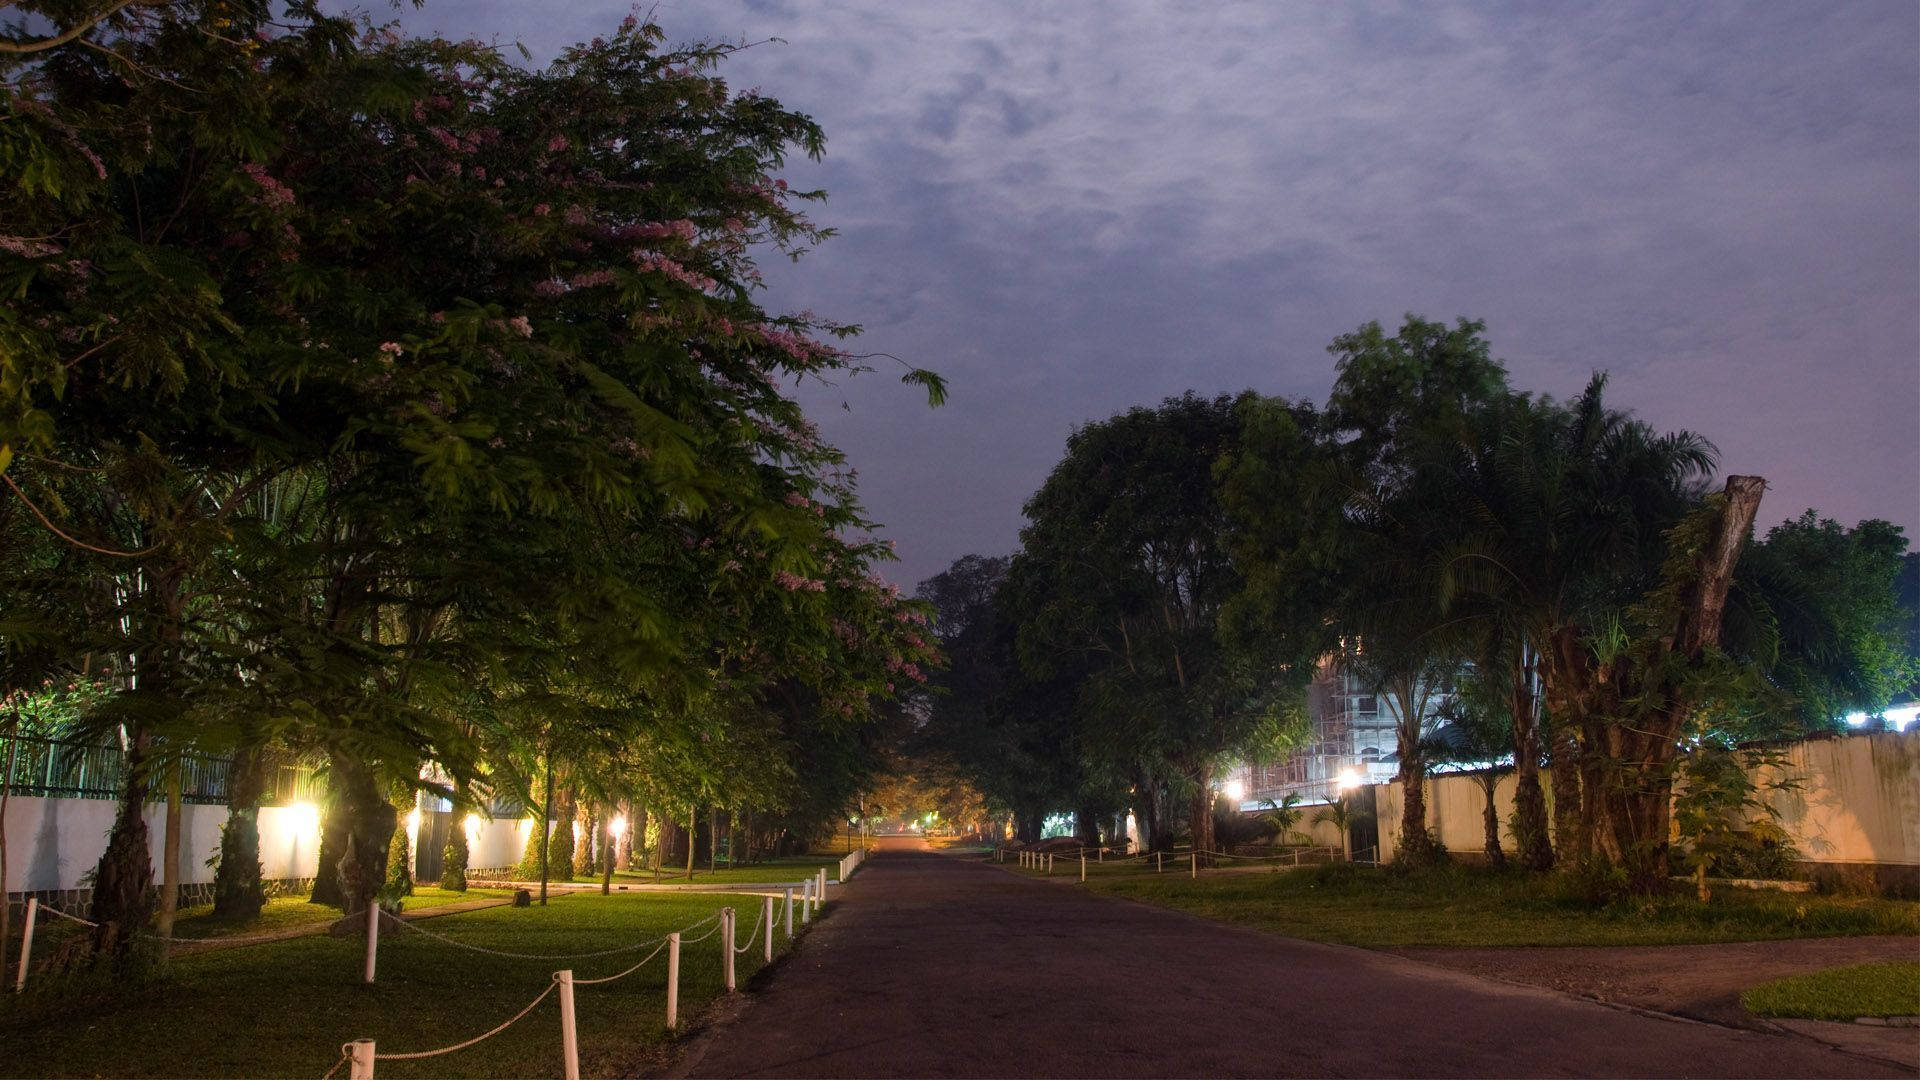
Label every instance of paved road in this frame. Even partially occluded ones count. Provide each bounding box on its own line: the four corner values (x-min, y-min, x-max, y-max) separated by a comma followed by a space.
681, 842, 1911, 1078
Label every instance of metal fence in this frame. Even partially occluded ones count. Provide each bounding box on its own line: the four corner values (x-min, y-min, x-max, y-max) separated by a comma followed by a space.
0, 734, 283, 806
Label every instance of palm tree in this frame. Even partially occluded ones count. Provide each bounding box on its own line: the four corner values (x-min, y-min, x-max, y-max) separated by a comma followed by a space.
1437, 375, 1717, 870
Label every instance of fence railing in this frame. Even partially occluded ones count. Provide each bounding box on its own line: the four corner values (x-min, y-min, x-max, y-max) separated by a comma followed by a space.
1, 734, 313, 807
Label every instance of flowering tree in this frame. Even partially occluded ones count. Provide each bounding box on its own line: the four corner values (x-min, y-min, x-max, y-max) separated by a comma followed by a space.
2, 1, 943, 954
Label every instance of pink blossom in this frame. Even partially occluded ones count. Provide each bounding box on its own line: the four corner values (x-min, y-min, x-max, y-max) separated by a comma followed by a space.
533, 203, 552, 216
240, 163, 295, 208
548, 134, 569, 152
508, 315, 533, 338
773, 570, 826, 593
632, 253, 715, 292
379, 341, 404, 355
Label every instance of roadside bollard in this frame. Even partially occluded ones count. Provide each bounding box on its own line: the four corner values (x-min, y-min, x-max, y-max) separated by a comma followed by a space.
784, 886, 794, 937
363, 902, 379, 984
556, 970, 580, 1080
346, 1039, 375, 1080
763, 895, 775, 963
1080, 854, 1086, 882
818, 868, 828, 909
1157, 852, 1163, 873
14, 897, 37, 992
1190, 852, 1197, 879
722, 908, 736, 991
801, 878, 811, 924
665, 933, 682, 1029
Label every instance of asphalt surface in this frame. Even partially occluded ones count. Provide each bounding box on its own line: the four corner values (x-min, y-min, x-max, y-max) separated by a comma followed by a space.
680, 840, 1911, 1078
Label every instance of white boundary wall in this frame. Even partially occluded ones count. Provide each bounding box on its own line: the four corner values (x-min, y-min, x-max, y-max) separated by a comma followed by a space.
1374, 730, 1920, 866
3, 797, 529, 892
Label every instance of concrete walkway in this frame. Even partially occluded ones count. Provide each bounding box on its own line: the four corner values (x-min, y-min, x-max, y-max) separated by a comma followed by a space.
678, 842, 1912, 1078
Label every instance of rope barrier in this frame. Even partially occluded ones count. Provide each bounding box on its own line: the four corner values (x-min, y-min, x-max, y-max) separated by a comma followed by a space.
731, 904, 764, 955
570, 939, 669, 987
351, 979, 556, 1066
314, 902, 751, 1075
37, 907, 99, 927
679, 918, 723, 946
374, 908, 719, 960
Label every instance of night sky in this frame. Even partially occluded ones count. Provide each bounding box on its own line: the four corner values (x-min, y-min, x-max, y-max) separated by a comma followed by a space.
409, 1, 1919, 587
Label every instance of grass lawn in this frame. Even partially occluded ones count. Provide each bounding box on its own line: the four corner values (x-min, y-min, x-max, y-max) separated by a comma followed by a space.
170, 886, 512, 941
0, 888, 810, 1078
1742, 962, 1920, 1021
1063, 863, 1920, 947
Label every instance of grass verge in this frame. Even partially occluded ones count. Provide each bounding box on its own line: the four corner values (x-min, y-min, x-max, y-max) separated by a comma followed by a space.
1070, 863, 1920, 947
169, 886, 512, 941
0, 889, 809, 1078
611, 854, 844, 886
1742, 962, 1920, 1021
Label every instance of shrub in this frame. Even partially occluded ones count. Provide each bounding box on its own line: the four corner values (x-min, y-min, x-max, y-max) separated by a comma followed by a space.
441, 824, 469, 892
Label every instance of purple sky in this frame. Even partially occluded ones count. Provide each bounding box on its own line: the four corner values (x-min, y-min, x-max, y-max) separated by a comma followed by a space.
409, 1, 1919, 587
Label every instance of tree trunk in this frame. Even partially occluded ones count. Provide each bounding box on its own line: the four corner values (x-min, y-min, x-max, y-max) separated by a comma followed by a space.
1595, 476, 1765, 894
89, 724, 156, 957
1477, 776, 1506, 869
1, 719, 18, 951
600, 807, 614, 896
1548, 722, 1582, 862
1190, 761, 1215, 863
1018, 808, 1043, 843
539, 756, 554, 905
1508, 647, 1553, 871
1074, 803, 1100, 846
328, 750, 396, 917
213, 748, 267, 920
156, 761, 183, 937
577, 802, 597, 878
633, 803, 649, 868
1394, 688, 1437, 867
707, 806, 718, 872
311, 799, 348, 907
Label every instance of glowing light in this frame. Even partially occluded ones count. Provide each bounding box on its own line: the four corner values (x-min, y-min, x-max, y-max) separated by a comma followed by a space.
1335, 768, 1362, 793
609, 814, 628, 837
1846, 705, 1918, 732
1222, 779, 1246, 802
290, 802, 321, 836
465, 813, 483, 836
405, 809, 421, 834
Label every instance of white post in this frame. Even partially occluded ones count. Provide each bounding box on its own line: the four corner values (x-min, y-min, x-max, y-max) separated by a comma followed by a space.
784, 887, 794, 937
817, 868, 827, 909
1098, 847, 1104, 863
1190, 852, 1197, 879
556, 969, 580, 1080
800, 878, 811, 924
1079, 854, 1086, 883
1157, 852, 1163, 874
14, 897, 38, 992
722, 907, 736, 991
346, 1039, 375, 1080
363, 903, 379, 984
762, 895, 774, 963
665, 933, 681, 1029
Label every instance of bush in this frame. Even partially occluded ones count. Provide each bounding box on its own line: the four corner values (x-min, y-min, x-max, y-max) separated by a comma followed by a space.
383, 824, 413, 899
441, 825, 469, 892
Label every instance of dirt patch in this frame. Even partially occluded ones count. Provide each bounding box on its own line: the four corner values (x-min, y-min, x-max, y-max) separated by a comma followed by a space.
1389, 936, 1918, 1027
1390, 936, 1920, 1070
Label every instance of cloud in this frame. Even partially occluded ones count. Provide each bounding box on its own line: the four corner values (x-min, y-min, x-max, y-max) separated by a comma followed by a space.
407, 0, 1919, 586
